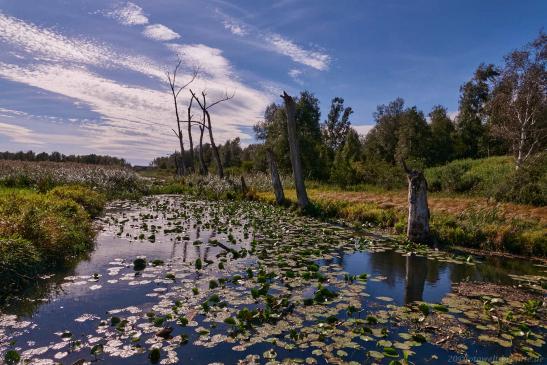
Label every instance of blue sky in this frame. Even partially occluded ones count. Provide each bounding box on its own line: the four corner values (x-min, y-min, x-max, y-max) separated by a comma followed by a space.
0, 0, 545, 164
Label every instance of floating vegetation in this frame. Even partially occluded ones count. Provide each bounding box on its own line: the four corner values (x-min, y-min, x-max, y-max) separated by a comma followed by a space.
0, 195, 544, 364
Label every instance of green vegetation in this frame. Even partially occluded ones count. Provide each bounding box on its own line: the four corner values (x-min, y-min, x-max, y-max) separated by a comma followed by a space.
426, 154, 546, 205
0, 186, 104, 294
257, 188, 546, 256
47, 185, 107, 217
0, 160, 149, 198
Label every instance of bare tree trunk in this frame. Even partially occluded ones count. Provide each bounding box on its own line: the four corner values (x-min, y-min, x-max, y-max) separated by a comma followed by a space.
198, 123, 208, 175
402, 160, 430, 243
166, 61, 196, 176
281, 91, 309, 209
176, 127, 186, 175
267, 148, 285, 205
187, 98, 195, 173
204, 109, 224, 178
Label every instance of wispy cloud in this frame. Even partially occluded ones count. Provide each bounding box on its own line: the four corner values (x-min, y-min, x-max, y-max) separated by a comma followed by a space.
0, 13, 274, 161
265, 33, 330, 71
222, 18, 247, 36
143, 24, 180, 41
288, 68, 303, 84
168, 43, 232, 79
108, 2, 149, 26
0, 121, 41, 144
0, 13, 165, 79
214, 10, 331, 71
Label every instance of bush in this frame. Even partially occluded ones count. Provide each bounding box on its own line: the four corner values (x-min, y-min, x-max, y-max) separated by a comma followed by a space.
48, 185, 106, 217
0, 237, 42, 292
493, 153, 547, 206
425, 156, 513, 195
0, 189, 94, 261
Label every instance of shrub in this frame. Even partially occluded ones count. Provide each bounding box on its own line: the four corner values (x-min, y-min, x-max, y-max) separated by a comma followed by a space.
0, 189, 94, 261
493, 153, 547, 206
425, 156, 513, 195
48, 185, 106, 217
0, 237, 42, 292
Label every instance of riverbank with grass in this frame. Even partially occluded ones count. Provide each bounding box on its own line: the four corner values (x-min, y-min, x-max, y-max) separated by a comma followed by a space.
156, 174, 546, 257
0, 161, 151, 296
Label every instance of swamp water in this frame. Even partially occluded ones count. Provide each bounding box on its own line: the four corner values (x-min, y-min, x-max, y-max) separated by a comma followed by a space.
0, 195, 545, 365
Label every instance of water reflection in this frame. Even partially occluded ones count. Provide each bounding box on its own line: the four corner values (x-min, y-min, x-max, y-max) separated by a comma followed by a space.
405, 253, 427, 303
342, 248, 543, 306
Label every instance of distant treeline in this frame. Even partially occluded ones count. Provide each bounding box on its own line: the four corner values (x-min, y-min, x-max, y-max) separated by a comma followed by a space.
0, 150, 130, 167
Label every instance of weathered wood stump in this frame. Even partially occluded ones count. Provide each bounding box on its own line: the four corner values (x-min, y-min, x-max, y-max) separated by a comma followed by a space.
402, 160, 430, 243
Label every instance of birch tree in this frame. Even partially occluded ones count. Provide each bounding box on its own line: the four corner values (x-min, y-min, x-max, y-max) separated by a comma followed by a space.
488, 32, 546, 170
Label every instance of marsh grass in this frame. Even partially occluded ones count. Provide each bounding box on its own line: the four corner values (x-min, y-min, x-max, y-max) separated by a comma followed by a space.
0, 160, 149, 198
0, 186, 103, 294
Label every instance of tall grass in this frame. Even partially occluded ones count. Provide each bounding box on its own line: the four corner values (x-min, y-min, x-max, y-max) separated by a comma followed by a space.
0, 187, 103, 293
0, 160, 149, 198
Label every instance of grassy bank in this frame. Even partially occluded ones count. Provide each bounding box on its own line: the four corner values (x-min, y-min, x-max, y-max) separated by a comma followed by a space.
151, 174, 546, 257
0, 186, 107, 294
256, 189, 546, 256
0, 160, 144, 295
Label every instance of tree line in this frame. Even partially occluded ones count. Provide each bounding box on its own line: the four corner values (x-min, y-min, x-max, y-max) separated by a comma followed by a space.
157, 33, 545, 188
0, 150, 129, 166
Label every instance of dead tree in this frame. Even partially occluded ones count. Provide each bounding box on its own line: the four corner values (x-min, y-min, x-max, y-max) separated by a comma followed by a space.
166, 61, 197, 175
267, 148, 285, 205
190, 89, 235, 179
198, 122, 208, 175
281, 91, 309, 209
402, 160, 430, 243
186, 96, 195, 172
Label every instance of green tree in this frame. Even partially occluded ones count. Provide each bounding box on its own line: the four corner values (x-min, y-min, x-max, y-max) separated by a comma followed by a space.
429, 105, 455, 165
395, 106, 431, 166
455, 63, 499, 158
322, 97, 353, 152
330, 128, 363, 185
487, 32, 546, 169
254, 91, 328, 180
362, 98, 405, 164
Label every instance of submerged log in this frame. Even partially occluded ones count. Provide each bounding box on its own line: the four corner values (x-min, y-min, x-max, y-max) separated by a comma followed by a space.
267, 148, 285, 205
281, 91, 309, 209
402, 160, 430, 243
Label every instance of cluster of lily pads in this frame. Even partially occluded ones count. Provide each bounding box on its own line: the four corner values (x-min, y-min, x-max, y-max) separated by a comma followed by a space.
1, 195, 545, 365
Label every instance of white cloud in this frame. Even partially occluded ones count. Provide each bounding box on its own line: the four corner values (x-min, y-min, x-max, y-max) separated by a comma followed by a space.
265, 33, 330, 71
288, 68, 303, 84
108, 2, 149, 26
168, 43, 233, 79
223, 19, 247, 36
0, 14, 275, 161
0, 121, 41, 144
353, 124, 374, 136
143, 24, 180, 41
0, 13, 165, 79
